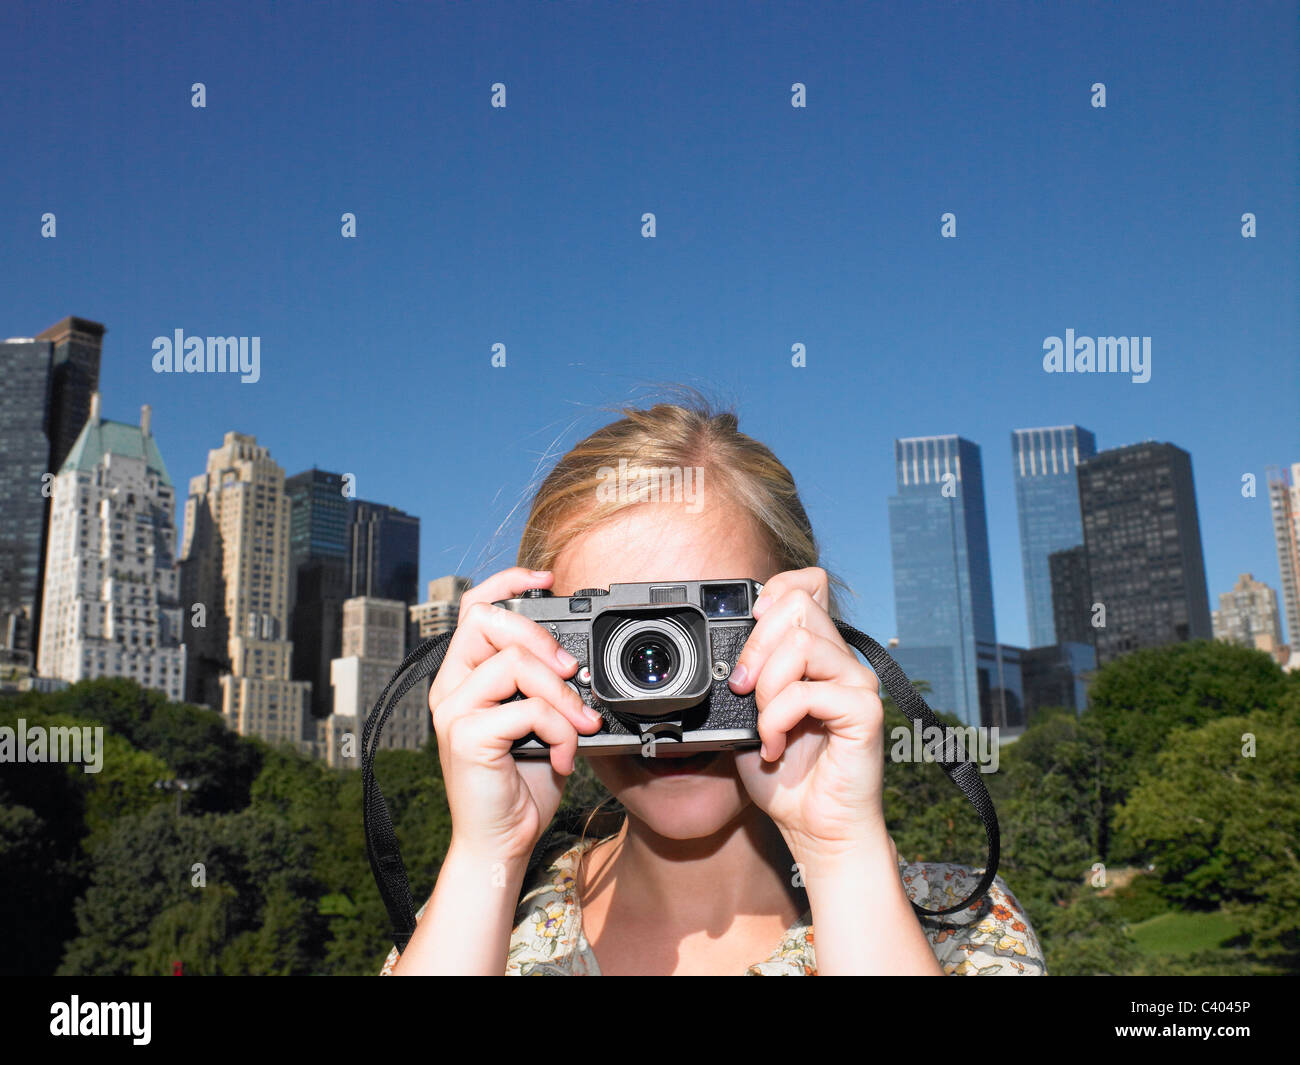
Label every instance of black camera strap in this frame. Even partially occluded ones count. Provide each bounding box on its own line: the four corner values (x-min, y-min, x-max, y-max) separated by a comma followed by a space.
363, 621, 1000, 954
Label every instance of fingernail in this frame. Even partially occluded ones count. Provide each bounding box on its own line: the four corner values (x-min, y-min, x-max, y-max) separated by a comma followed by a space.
730, 663, 749, 688
556, 647, 578, 670
530, 569, 550, 578
584, 706, 603, 725
760, 742, 769, 760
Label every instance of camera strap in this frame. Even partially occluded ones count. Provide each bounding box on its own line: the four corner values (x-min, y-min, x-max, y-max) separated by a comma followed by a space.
363, 622, 1000, 954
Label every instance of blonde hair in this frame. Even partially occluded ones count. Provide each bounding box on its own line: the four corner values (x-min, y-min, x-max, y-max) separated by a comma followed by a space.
517, 389, 846, 615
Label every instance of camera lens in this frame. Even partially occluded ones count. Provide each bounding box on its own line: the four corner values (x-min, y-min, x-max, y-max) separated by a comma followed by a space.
601, 614, 700, 701
623, 635, 676, 689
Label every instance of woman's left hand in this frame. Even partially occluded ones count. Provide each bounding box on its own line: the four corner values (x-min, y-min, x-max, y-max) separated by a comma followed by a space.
731, 567, 891, 865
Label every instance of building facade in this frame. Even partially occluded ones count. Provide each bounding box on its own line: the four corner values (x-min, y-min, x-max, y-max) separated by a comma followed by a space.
349, 500, 419, 605
0, 335, 54, 656
179, 432, 311, 749
1076, 442, 1212, 664
1048, 543, 1095, 647
0, 318, 105, 657
887, 436, 998, 727
1019, 642, 1096, 721
286, 469, 351, 721
1011, 425, 1097, 647
1268, 463, 1300, 645
36, 396, 186, 700
325, 596, 429, 768
1212, 572, 1283, 654
410, 575, 472, 645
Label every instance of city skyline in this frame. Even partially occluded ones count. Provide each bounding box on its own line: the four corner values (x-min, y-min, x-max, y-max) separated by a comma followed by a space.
3, 1, 1296, 652
6, 343, 1295, 680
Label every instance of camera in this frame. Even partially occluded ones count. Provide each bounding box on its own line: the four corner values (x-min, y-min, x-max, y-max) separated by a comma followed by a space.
496, 578, 763, 756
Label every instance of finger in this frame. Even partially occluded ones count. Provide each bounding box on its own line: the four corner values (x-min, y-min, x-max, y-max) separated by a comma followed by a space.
448, 644, 602, 734
752, 627, 874, 711
751, 566, 830, 620
441, 599, 578, 689
756, 680, 881, 761
731, 587, 843, 694
449, 696, 581, 776
455, 567, 554, 620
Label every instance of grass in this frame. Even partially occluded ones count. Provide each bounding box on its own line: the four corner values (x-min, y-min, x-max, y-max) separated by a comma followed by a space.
1128, 910, 1245, 957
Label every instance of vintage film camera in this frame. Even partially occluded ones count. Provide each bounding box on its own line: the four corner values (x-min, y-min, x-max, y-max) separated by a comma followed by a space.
496, 578, 763, 755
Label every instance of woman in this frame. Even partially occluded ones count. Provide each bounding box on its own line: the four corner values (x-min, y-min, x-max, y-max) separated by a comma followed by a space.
382, 399, 1046, 975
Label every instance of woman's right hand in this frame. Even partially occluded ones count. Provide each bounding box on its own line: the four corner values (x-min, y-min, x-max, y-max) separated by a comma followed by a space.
429, 567, 604, 867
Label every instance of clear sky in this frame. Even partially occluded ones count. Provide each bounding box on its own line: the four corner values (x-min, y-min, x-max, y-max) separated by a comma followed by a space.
4, 0, 1297, 647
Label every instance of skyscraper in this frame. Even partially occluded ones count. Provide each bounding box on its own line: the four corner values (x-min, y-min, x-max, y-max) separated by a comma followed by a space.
38, 317, 107, 475
285, 472, 420, 723
1211, 573, 1283, 654
286, 469, 351, 721
349, 500, 419, 604
1011, 425, 1097, 647
180, 432, 311, 748
888, 435, 997, 726
1076, 442, 1212, 664
37, 394, 186, 700
0, 335, 54, 655
1268, 463, 1300, 645
0, 317, 105, 657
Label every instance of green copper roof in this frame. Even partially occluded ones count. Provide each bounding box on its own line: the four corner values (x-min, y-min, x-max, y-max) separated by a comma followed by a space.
60, 418, 173, 487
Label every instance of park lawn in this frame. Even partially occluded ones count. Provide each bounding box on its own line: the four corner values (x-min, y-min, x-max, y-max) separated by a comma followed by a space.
1128, 910, 1245, 957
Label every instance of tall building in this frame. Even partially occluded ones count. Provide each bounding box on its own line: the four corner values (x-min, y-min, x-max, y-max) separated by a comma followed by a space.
888, 436, 997, 726
285, 473, 420, 723
39, 318, 107, 475
179, 432, 311, 749
1011, 426, 1097, 647
1048, 544, 1095, 647
0, 335, 54, 656
349, 501, 419, 605
286, 469, 351, 721
0, 317, 105, 657
1212, 573, 1283, 654
1076, 442, 1212, 664
1268, 463, 1300, 644
36, 394, 186, 700
410, 575, 472, 644
325, 596, 428, 769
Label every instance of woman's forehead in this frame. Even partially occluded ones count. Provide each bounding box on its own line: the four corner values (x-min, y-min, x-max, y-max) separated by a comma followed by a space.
549, 502, 772, 594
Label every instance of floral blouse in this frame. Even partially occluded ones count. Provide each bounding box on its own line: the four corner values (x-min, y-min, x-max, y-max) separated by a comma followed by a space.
379, 833, 1047, 975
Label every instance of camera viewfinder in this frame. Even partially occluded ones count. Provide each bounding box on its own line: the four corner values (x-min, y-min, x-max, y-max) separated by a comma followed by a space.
701, 583, 749, 618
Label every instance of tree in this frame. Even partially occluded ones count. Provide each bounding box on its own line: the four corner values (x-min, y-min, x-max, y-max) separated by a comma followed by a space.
1113, 705, 1300, 959
1085, 641, 1289, 858
994, 712, 1106, 917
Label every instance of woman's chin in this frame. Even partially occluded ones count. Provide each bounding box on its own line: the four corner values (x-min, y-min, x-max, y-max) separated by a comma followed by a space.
620, 781, 749, 840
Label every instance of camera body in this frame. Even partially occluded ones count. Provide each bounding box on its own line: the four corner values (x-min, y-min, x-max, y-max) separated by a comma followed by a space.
495, 578, 763, 756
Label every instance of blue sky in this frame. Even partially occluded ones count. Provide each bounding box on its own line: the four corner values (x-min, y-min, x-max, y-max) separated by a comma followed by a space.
4, 0, 1297, 647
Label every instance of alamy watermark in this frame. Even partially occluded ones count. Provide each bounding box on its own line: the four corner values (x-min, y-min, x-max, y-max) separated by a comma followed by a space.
152, 328, 260, 383
889, 721, 999, 773
1042, 330, 1151, 384
0, 719, 103, 773
50, 996, 150, 1045
596, 459, 704, 514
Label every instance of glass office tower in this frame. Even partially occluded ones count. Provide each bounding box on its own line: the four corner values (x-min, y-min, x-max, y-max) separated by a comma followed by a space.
888, 435, 997, 727
1011, 425, 1097, 647
1077, 441, 1212, 664
287, 469, 352, 720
